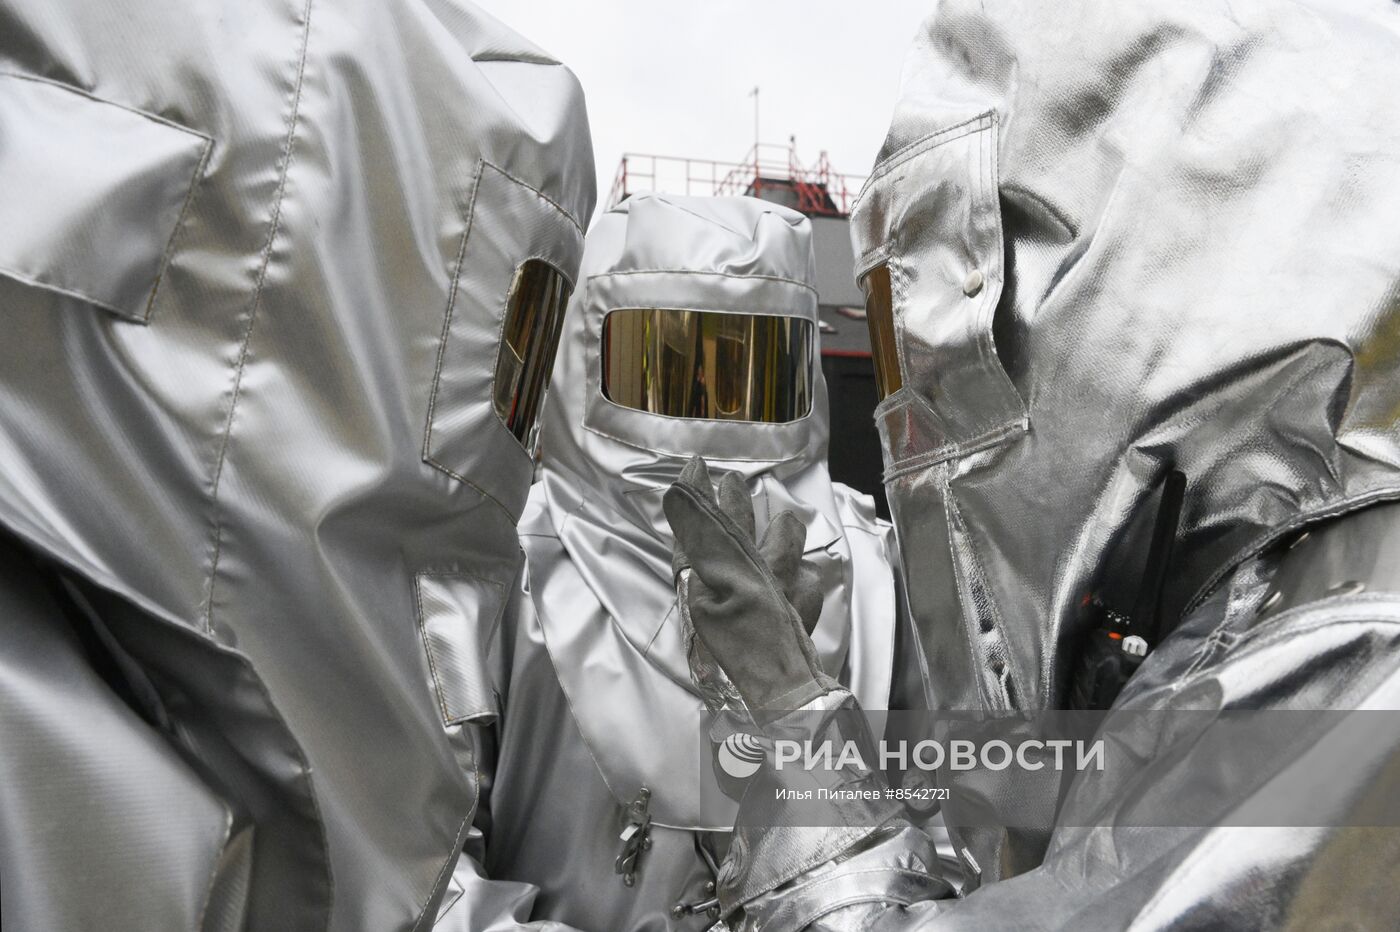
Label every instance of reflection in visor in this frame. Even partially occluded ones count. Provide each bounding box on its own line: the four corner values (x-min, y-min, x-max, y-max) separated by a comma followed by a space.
601, 309, 813, 423
494, 260, 573, 449
861, 264, 902, 401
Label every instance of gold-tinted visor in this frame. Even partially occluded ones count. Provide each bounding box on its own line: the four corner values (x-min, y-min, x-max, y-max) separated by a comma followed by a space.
602, 309, 813, 423
860, 264, 902, 401
493, 260, 573, 448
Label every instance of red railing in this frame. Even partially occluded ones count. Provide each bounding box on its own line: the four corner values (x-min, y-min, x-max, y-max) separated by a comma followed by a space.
608, 142, 865, 217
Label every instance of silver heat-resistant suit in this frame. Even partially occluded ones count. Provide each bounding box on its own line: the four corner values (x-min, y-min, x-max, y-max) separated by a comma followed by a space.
688, 0, 1400, 929
0, 1, 592, 929
444, 194, 905, 930
3, 0, 1400, 930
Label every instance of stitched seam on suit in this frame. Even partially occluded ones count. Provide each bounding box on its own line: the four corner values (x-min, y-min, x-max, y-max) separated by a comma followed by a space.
422, 160, 483, 463
143, 133, 213, 322
530, 579, 641, 811
975, 113, 1029, 432
486, 159, 585, 234
637, 596, 679, 658
225, 613, 336, 929
188, 7, 335, 921
880, 419, 1027, 480
850, 112, 994, 241
1243, 599, 1400, 646
422, 457, 519, 519
409, 733, 480, 932
732, 824, 885, 917
202, 0, 315, 630
414, 574, 457, 726
594, 266, 819, 296
193, 808, 235, 932
889, 237, 912, 400
866, 112, 991, 183
0, 266, 129, 317
420, 161, 504, 504
946, 490, 1025, 711
422, 161, 581, 521
771, 867, 936, 929
583, 398, 816, 461
1179, 604, 1400, 692
1185, 487, 1400, 616
0, 70, 215, 140
0, 72, 214, 322
414, 570, 505, 726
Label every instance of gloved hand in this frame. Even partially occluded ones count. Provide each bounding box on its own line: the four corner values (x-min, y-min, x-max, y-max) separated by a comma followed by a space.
663, 456, 837, 714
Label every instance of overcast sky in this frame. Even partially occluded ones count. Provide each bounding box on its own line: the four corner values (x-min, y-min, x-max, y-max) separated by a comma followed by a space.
470, 0, 936, 221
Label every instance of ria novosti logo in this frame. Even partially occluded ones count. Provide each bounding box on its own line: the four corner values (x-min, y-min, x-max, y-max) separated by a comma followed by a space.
715, 731, 1106, 778
717, 732, 765, 779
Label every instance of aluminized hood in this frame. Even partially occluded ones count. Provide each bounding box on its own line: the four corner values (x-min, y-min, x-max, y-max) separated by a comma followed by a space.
536, 192, 850, 683
520, 194, 898, 826
852, 0, 1400, 716
0, 1, 593, 928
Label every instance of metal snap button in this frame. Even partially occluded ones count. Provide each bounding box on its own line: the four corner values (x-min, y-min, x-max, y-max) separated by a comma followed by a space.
1326, 580, 1366, 597
1259, 589, 1283, 614
963, 269, 984, 297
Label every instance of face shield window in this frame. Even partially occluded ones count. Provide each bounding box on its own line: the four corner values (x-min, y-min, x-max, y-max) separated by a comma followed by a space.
493, 260, 573, 449
860, 264, 902, 401
601, 308, 813, 423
